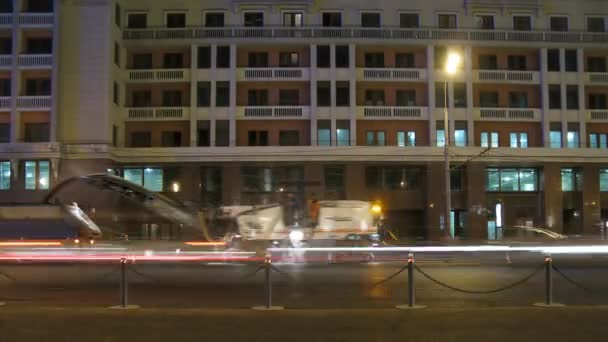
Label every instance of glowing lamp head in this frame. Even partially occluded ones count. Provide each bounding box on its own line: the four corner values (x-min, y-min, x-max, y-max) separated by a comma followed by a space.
171, 182, 181, 193
371, 204, 382, 214
445, 52, 462, 75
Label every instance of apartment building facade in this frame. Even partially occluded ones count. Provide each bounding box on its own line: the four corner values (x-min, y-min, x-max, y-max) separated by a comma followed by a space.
2, 0, 608, 239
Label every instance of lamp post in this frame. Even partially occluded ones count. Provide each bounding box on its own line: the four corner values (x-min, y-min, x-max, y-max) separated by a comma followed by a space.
443, 52, 462, 239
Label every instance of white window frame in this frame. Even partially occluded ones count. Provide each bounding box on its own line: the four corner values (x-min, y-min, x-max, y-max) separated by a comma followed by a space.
320, 10, 343, 26
281, 10, 305, 26
243, 10, 265, 26
585, 15, 607, 32
473, 13, 496, 30
360, 10, 382, 27
548, 15, 570, 31
511, 14, 534, 30
436, 12, 458, 29
126, 11, 148, 29
203, 10, 226, 27
164, 11, 187, 27
397, 11, 421, 28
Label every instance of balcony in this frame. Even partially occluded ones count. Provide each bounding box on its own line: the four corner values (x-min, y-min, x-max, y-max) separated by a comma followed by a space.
18, 54, 53, 68
19, 13, 54, 26
0, 55, 12, 69
475, 108, 541, 121
474, 70, 539, 84
16, 96, 51, 110
587, 110, 608, 122
357, 68, 427, 82
124, 107, 190, 121
0, 97, 10, 111
357, 106, 429, 120
127, 69, 190, 82
585, 72, 608, 85
237, 106, 310, 119
0, 14, 11, 26
237, 68, 310, 81
122, 26, 608, 44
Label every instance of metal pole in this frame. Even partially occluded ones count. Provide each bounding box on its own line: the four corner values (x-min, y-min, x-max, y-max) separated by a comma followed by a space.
444, 80, 451, 239
120, 258, 128, 308
408, 253, 415, 307
265, 255, 272, 309
544, 254, 552, 306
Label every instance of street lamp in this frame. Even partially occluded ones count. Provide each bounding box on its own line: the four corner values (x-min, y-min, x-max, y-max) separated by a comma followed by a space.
443, 51, 462, 239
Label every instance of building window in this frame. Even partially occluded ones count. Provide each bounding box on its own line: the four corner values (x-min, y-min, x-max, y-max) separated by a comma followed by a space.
202, 167, 222, 207
248, 131, 268, 146
549, 123, 562, 148
397, 131, 416, 147
216, 82, 229, 107
163, 53, 184, 68
335, 46, 349, 68
366, 131, 385, 146
197, 82, 211, 107
216, 46, 230, 68
550, 16, 569, 31
336, 82, 350, 107
480, 92, 499, 107
26, 0, 53, 12
114, 42, 119, 66
454, 83, 467, 108
509, 132, 528, 148
587, 17, 605, 32
565, 49, 577, 72
132, 53, 152, 69
317, 45, 330, 68
474, 14, 495, 29
513, 15, 532, 31
132, 91, 151, 107
322, 12, 342, 27
336, 121, 350, 146
162, 90, 182, 107
438, 14, 457, 28
547, 49, 560, 71
248, 52, 268, 67
601, 169, 608, 192
365, 53, 384, 68
127, 13, 147, 29
279, 130, 299, 146
454, 127, 467, 147
283, 12, 303, 27
451, 168, 464, 191
481, 132, 499, 148
361, 12, 380, 27
242, 166, 303, 193
130, 131, 151, 147
25, 79, 51, 96
215, 120, 229, 147
486, 168, 538, 192
567, 124, 580, 148
317, 82, 330, 107
395, 53, 415, 68
396, 90, 416, 106
0, 123, 10, 143
589, 133, 608, 148
24, 123, 49, 142
548, 85, 561, 109
124, 168, 163, 192
324, 166, 345, 193
248, 89, 268, 106
0, 38, 11, 54
24, 160, 50, 190
400, 13, 419, 28
561, 168, 583, 192
365, 90, 385, 106
113, 82, 118, 105
566, 85, 579, 109
244, 12, 264, 26
166, 12, 185, 28
587, 57, 607, 72
318, 120, 331, 146
0, 161, 10, 190
197, 121, 210, 147
279, 52, 299, 67
161, 131, 182, 147
589, 93, 607, 109
0, 0, 12, 13
436, 129, 445, 147
205, 12, 224, 27
508, 55, 527, 70
279, 89, 299, 106
509, 92, 528, 108
479, 55, 498, 70
366, 167, 422, 190
198, 46, 211, 68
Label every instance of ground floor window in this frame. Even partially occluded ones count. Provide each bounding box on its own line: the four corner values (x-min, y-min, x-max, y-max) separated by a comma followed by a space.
24, 160, 50, 190
601, 169, 608, 192
366, 166, 423, 190
486, 168, 537, 192
0, 161, 10, 190
123, 168, 164, 192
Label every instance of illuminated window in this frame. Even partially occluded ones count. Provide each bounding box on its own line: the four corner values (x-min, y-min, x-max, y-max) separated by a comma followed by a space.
366, 166, 422, 190
24, 160, 50, 190
0, 161, 10, 190
436, 129, 445, 147
123, 168, 163, 192
486, 168, 537, 192
561, 168, 583, 192
481, 131, 498, 148
510, 132, 528, 148
397, 131, 416, 147
601, 169, 608, 192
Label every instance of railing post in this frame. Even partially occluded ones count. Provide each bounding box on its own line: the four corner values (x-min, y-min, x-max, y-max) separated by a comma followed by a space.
396, 252, 426, 309
109, 258, 139, 310
534, 253, 564, 307
252, 253, 284, 311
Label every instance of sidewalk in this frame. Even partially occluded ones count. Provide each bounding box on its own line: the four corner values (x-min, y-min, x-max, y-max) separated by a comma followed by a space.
1, 306, 608, 342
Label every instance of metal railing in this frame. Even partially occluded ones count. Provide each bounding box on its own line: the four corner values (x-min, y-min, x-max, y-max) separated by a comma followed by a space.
126, 107, 189, 120
358, 106, 428, 119
0, 96, 10, 110
17, 54, 53, 68
239, 106, 309, 119
359, 68, 426, 81
0, 14, 11, 26
127, 69, 190, 82
16, 96, 51, 109
477, 108, 540, 121
589, 110, 608, 121
239, 67, 307, 80
475, 70, 538, 83
18, 13, 54, 26
0, 55, 12, 68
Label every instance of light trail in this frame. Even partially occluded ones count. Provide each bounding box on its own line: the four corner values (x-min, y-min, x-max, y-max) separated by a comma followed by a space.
0, 241, 63, 247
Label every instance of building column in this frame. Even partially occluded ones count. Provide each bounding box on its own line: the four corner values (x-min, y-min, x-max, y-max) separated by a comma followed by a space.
189, 45, 198, 147
466, 162, 487, 238
577, 47, 587, 147
329, 44, 337, 146
9, 3, 19, 143
228, 44, 237, 146
540, 48, 550, 147
543, 164, 564, 233
559, 48, 568, 141
425, 162, 443, 240
309, 44, 317, 146
348, 43, 357, 146
50, 0, 60, 142
464, 45, 474, 146
448, 81, 455, 145
426, 45, 436, 146
209, 45, 218, 147
583, 164, 601, 235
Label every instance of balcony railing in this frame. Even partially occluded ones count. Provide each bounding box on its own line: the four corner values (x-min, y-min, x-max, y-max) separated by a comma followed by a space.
18, 54, 53, 68
237, 68, 310, 81
586, 72, 608, 84
0, 97, 10, 111
19, 13, 54, 26
237, 106, 310, 119
474, 70, 539, 83
0, 55, 12, 68
358, 68, 427, 82
125, 107, 190, 120
0, 14, 11, 26
357, 106, 429, 120
16, 96, 52, 109
123, 26, 608, 43
476, 108, 540, 121
588, 110, 608, 121
127, 69, 190, 82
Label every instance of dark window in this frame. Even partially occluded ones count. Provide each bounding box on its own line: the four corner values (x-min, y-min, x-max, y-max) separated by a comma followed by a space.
366, 167, 422, 190
365, 53, 384, 68
474, 15, 494, 29
244, 12, 264, 26
162, 90, 182, 106
215, 120, 229, 146
454, 83, 467, 108
216, 46, 230, 68
434, 46, 447, 69
0, 79, 11, 96
565, 50, 577, 72
508, 55, 527, 70
324, 166, 345, 193
438, 14, 457, 29
317, 45, 330, 68
24, 123, 49, 142
26, 38, 52, 54
114, 42, 119, 66
163, 53, 183, 68
336, 82, 350, 107
132, 54, 152, 69
451, 168, 464, 191
279, 130, 299, 146
248, 131, 268, 146
127, 13, 147, 29
112, 125, 117, 147
0, 38, 11, 54
550, 16, 569, 31
317, 82, 331, 107
479, 55, 497, 70
589, 93, 607, 109
279, 89, 299, 106
198, 46, 211, 68
279, 52, 299, 67
115, 4, 121, 27
513, 15, 532, 31
547, 49, 560, 71
113, 82, 118, 105
197, 121, 210, 147
365, 90, 385, 106
248, 89, 268, 106
248, 52, 268, 67
335, 46, 349, 68
130, 132, 151, 147
197, 82, 211, 107
205, 12, 224, 27
161, 131, 182, 147
435, 82, 448, 108
549, 85, 561, 109
395, 53, 415, 68
25, 79, 51, 96
132, 91, 151, 107
216, 82, 229, 107
566, 85, 579, 109
166, 13, 185, 28
361, 13, 380, 27
366, 131, 386, 146
400, 13, 419, 28
0, 0, 12, 13
26, 0, 52, 12
509, 92, 528, 108
322, 12, 342, 27
0, 123, 8, 143
588, 57, 607, 72
396, 90, 416, 106
480, 91, 499, 107
587, 17, 605, 32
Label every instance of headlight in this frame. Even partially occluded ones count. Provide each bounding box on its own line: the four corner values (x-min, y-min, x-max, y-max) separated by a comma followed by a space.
289, 230, 304, 241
